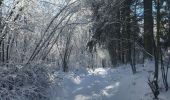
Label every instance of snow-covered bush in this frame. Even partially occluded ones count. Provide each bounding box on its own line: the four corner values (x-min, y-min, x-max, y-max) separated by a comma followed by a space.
0, 64, 51, 100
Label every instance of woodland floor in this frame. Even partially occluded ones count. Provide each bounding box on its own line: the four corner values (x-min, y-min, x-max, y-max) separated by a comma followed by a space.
48, 61, 170, 100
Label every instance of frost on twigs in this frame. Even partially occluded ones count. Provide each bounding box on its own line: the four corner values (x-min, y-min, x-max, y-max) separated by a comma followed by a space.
0, 64, 51, 100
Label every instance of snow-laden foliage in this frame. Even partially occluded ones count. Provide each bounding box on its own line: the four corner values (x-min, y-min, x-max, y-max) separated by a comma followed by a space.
0, 64, 51, 100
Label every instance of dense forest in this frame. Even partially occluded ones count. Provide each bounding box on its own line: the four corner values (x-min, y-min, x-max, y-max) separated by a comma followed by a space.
0, 0, 169, 100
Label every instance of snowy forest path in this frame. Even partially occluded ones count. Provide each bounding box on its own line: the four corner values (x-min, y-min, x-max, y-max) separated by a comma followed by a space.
48, 66, 163, 100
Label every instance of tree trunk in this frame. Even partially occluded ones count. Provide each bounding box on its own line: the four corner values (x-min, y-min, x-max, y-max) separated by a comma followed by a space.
144, 0, 154, 58
0, 1, 2, 63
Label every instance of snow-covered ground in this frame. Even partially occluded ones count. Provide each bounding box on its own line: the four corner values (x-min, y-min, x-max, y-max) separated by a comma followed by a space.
48, 61, 170, 100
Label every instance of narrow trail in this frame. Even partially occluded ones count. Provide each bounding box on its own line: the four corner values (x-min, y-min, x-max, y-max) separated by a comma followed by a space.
48, 65, 168, 100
